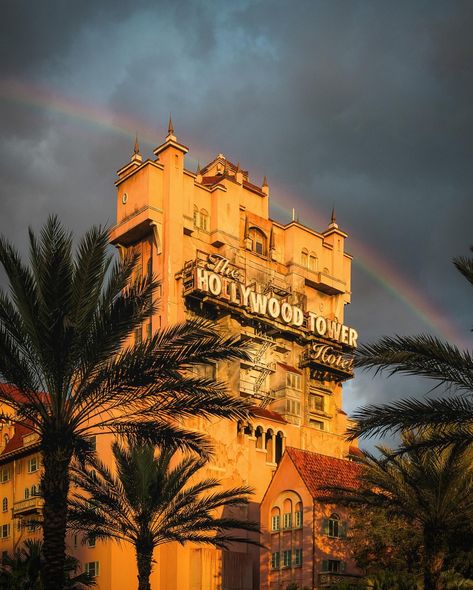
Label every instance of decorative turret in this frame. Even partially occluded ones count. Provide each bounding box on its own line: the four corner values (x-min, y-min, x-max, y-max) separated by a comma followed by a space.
131, 133, 142, 164
235, 162, 243, 184
153, 116, 189, 159
195, 161, 202, 183
262, 175, 269, 196
166, 115, 176, 141
328, 207, 338, 230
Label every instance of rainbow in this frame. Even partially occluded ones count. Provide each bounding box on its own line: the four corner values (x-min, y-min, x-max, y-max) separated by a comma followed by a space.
0, 78, 468, 348
271, 191, 468, 348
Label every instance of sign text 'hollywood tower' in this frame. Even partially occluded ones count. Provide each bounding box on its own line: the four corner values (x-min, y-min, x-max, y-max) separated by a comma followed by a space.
184, 254, 358, 348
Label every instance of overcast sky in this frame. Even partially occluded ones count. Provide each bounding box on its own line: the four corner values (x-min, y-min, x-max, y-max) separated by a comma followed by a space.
1, 0, 472, 446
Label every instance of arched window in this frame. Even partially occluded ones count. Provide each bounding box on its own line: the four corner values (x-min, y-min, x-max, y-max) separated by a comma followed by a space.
31, 485, 38, 497
193, 206, 199, 228
301, 248, 308, 267
309, 252, 317, 271
243, 423, 253, 436
265, 429, 274, 463
294, 501, 303, 528
200, 209, 209, 231
248, 227, 267, 256
24, 488, 29, 500
270, 506, 281, 532
275, 431, 284, 463
2, 498, 7, 513
255, 426, 264, 449
325, 513, 345, 538
283, 498, 293, 529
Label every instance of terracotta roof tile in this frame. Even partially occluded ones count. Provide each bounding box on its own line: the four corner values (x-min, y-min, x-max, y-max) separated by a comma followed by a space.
251, 407, 287, 424
2, 423, 34, 455
348, 445, 364, 459
242, 179, 265, 196
200, 175, 224, 186
286, 447, 361, 498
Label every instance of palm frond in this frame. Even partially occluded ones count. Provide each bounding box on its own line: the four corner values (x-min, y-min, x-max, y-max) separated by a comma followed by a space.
347, 395, 473, 440
355, 335, 473, 393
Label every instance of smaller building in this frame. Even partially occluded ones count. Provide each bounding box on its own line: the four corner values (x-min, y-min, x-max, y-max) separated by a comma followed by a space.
260, 447, 362, 590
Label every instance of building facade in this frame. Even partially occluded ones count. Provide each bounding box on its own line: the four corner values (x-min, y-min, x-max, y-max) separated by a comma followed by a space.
260, 447, 362, 590
0, 123, 361, 589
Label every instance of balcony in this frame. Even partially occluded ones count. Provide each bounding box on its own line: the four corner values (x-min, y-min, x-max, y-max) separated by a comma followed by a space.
13, 497, 43, 517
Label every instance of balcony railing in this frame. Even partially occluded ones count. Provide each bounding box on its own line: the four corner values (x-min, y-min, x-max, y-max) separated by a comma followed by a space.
13, 497, 43, 517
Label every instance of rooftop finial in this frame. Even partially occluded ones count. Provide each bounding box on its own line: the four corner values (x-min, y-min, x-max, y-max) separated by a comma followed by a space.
134, 133, 140, 155
236, 162, 241, 174
196, 161, 201, 175
262, 175, 268, 187
168, 114, 174, 136
329, 206, 339, 229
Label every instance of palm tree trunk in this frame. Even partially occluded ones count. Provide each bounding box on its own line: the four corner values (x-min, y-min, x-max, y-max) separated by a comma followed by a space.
41, 446, 73, 590
423, 529, 445, 590
136, 547, 153, 590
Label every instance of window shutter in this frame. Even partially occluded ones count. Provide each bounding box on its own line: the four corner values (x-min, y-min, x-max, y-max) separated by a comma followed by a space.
321, 559, 328, 572
321, 518, 329, 535
341, 521, 348, 538
340, 561, 346, 573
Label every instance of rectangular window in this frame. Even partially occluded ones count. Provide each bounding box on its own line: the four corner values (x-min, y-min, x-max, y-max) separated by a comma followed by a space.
197, 363, 216, 381
84, 561, 99, 578
87, 537, 96, 548
294, 510, 303, 528
286, 372, 302, 390
0, 468, 10, 483
28, 457, 39, 473
294, 548, 303, 567
271, 552, 280, 569
271, 515, 280, 531
282, 550, 292, 567
0, 525, 10, 539
283, 513, 292, 529
309, 393, 324, 412
310, 419, 325, 431
321, 559, 346, 573
285, 400, 301, 416
329, 519, 339, 538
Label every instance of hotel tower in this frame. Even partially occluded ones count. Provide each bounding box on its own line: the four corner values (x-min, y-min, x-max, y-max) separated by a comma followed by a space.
0, 122, 361, 590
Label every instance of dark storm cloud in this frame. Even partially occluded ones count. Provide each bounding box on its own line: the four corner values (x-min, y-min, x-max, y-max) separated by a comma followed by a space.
0, 0, 472, 441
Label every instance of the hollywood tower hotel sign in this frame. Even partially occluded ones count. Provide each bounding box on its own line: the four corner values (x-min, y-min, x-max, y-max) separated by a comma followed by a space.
183, 252, 358, 379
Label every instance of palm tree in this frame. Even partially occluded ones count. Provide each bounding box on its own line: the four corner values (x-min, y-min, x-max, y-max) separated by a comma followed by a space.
320, 437, 473, 590
0, 539, 95, 589
68, 441, 260, 590
0, 216, 252, 590
348, 248, 473, 449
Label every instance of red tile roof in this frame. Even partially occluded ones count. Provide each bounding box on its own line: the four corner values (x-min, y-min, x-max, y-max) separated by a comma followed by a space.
242, 179, 265, 196
348, 445, 364, 459
200, 175, 225, 186
286, 447, 361, 498
251, 407, 287, 424
2, 423, 35, 455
